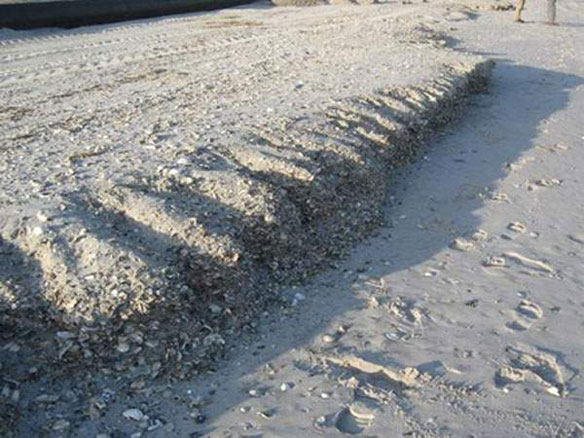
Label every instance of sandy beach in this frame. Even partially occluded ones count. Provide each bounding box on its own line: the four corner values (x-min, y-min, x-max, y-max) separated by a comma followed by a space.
1, 0, 583, 436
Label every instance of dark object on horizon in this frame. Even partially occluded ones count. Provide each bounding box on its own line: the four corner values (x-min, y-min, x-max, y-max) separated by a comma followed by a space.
0, 0, 257, 29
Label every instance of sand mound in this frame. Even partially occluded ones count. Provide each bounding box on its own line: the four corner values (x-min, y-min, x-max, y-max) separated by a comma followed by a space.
0, 59, 493, 377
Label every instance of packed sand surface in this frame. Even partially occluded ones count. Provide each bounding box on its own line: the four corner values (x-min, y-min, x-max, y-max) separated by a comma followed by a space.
1, 0, 584, 436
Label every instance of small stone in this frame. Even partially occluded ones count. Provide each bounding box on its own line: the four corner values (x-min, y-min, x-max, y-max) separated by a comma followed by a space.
321, 334, 335, 344
294, 292, 306, 301
36, 211, 50, 222
280, 383, 290, 392
116, 342, 130, 354
257, 409, 276, 419
320, 392, 330, 399
195, 415, 206, 424
123, 408, 146, 421
56, 331, 76, 340
52, 419, 70, 431
248, 389, 259, 397
147, 419, 163, 431
209, 304, 222, 314
315, 415, 327, 425
35, 394, 60, 403
31, 226, 44, 236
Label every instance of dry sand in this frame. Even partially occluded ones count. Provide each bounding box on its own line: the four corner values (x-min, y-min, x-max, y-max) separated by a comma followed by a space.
1, 0, 584, 436
1, 0, 492, 376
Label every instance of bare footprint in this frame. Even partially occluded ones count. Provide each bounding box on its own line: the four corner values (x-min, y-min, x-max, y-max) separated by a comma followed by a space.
503, 252, 554, 274
495, 344, 569, 397
506, 300, 543, 331
528, 178, 562, 191
536, 143, 569, 153
507, 221, 527, 233
471, 229, 489, 242
489, 192, 511, 202
450, 237, 474, 252
516, 300, 544, 319
483, 255, 506, 268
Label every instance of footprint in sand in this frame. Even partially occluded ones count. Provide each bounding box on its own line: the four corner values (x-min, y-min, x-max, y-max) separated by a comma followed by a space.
335, 403, 376, 435
495, 344, 570, 397
471, 229, 489, 242
450, 237, 474, 252
507, 221, 527, 234
483, 255, 506, 268
488, 192, 511, 202
536, 143, 569, 153
506, 299, 543, 331
568, 234, 584, 245
528, 178, 562, 191
503, 251, 554, 275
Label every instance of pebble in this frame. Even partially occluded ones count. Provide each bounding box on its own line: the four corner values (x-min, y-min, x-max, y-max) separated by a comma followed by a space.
31, 226, 44, 236
209, 304, 222, 314
35, 394, 60, 403
52, 419, 70, 431
56, 331, 75, 340
36, 211, 50, 222
123, 408, 146, 421
280, 383, 290, 392
322, 334, 335, 344
116, 342, 131, 353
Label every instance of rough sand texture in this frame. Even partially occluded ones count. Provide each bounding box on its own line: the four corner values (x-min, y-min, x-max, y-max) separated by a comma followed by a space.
1, 0, 584, 436
1, 0, 492, 377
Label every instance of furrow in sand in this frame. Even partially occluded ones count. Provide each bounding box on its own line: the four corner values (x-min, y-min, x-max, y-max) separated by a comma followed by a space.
0, 58, 494, 375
